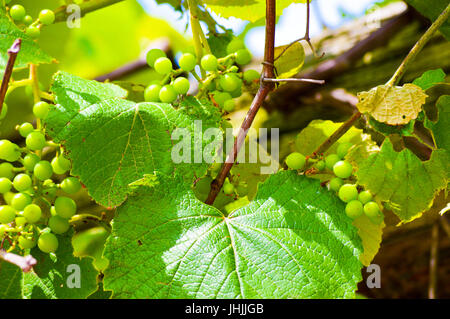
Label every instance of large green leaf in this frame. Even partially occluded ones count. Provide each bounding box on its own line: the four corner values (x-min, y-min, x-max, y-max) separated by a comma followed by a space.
350, 139, 449, 223
0, 250, 22, 299
46, 72, 221, 207
104, 171, 363, 299
0, 6, 53, 76
425, 95, 450, 153
203, 0, 306, 22
405, 0, 450, 41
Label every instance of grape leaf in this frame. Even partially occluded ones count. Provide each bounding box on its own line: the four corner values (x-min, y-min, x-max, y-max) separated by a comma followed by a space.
0, 251, 22, 299
368, 116, 415, 137
0, 6, 53, 77
46, 72, 222, 207
356, 84, 428, 125
203, 0, 306, 23
22, 232, 98, 299
352, 215, 384, 267
104, 171, 363, 299
412, 69, 446, 91
351, 139, 449, 223
425, 95, 450, 153
274, 42, 305, 80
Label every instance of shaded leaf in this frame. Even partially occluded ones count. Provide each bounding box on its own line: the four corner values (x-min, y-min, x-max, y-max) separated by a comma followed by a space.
274, 42, 305, 79
352, 215, 384, 267
412, 69, 446, 90
425, 95, 450, 153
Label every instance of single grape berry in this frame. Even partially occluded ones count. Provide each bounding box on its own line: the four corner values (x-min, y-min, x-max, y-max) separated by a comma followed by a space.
18, 236, 37, 249
223, 183, 235, 195
34, 160, 53, 181
345, 200, 364, 219
226, 38, 245, 55
0, 139, 20, 162
33, 101, 50, 119
10, 5, 26, 21
243, 69, 260, 83
235, 49, 252, 65
26, 131, 46, 151
15, 216, 27, 227
178, 53, 196, 72
363, 201, 380, 218
223, 99, 235, 112
154, 57, 173, 75
0, 163, 14, 180
211, 91, 232, 108
358, 190, 373, 204
159, 85, 177, 103
11, 193, 32, 211
3, 192, 15, 206
18, 122, 34, 137
51, 157, 66, 175
48, 215, 70, 234
0, 178, 12, 194
219, 74, 240, 92
325, 154, 340, 170
54, 196, 77, 219
146, 49, 166, 68
173, 77, 190, 95
13, 174, 32, 192
315, 160, 326, 171
0, 205, 16, 224
144, 84, 162, 102
23, 204, 42, 224
23, 15, 33, 26
39, 9, 55, 25
337, 142, 353, 159
329, 177, 344, 192
56, 154, 71, 172
285, 152, 306, 170
338, 184, 358, 203
26, 26, 40, 39
38, 232, 59, 253
333, 160, 353, 179
61, 177, 82, 194
201, 54, 218, 71
23, 153, 40, 171
0, 103, 7, 120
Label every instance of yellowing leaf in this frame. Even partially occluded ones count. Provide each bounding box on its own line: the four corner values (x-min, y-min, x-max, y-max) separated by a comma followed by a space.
353, 215, 384, 267
356, 84, 428, 125
274, 42, 305, 79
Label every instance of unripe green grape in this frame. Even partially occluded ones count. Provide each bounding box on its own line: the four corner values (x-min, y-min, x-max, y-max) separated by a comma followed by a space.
0, 139, 20, 162
219, 74, 240, 92
15, 216, 27, 227
54, 196, 76, 219
26, 131, 46, 151
325, 154, 340, 170
329, 177, 344, 192
38, 9, 55, 25
345, 200, 364, 219
56, 154, 71, 172
51, 157, 65, 175
358, 190, 373, 204
11, 193, 32, 211
363, 201, 380, 218
0, 178, 12, 194
34, 160, 53, 181
38, 232, 59, 253
154, 57, 173, 75
61, 177, 81, 194
23, 15, 33, 26
223, 99, 235, 112
159, 85, 177, 103
285, 152, 306, 170
3, 192, 14, 206
315, 160, 325, 171
33, 101, 50, 119
178, 53, 196, 71
13, 174, 32, 192
144, 84, 161, 102
23, 204, 42, 224
243, 69, 260, 83
173, 77, 190, 95
223, 183, 235, 195
337, 142, 353, 159
0, 205, 16, 224
235, 49, 252, 65
226, 38, 245, 55
338, 184, 358, 203
211, 91, 232, 107
0, 103, 7, 120
146, 49, 166, 67
201, 54, 218, 71
10, 5, 26, 21
48, 215, 70, 234
23, 153, 40, 171
18, 236, 37, 249
18, 122, 34, 137
0, 162, 14, 179
26, 26, 40, 39
333, 160, 353, 179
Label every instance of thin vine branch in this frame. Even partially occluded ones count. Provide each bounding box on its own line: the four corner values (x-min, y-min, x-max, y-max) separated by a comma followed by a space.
428, 222, 439, 299
0, 249, 37, 273
205, 0, 277, 205
263, 78, 325, 84
0, 39, 21, 114
54, 0, 124, 23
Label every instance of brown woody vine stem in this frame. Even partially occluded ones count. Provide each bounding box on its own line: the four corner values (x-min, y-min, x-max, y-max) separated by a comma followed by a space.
205, 0, 277, 205
0, 39, 21, 115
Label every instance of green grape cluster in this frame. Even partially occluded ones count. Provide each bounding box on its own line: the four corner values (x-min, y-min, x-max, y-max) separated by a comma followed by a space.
143, 37, 260, 115
5, 2, 56, 40
0, 101, 82, 255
